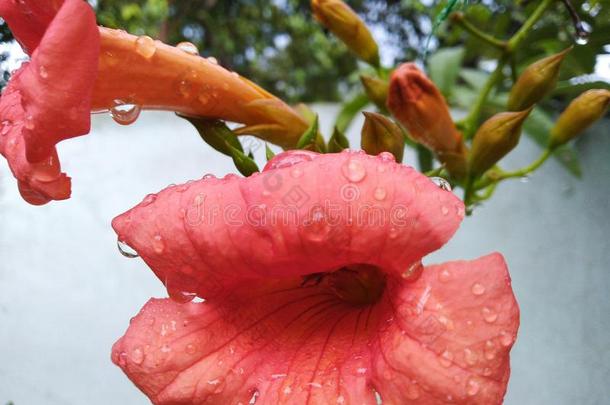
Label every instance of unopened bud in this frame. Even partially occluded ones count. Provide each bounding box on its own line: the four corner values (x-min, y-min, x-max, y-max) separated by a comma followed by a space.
311, 0, 380, 67
469, 109, 532, 176
549, 89, 610, 149
360, 75, 389, 110
508, 47, 571, 111
361, 112, 405, 162
387, 63, 467, 177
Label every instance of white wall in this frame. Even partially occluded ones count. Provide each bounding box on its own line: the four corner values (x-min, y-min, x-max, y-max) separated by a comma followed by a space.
0, 106, 608, 404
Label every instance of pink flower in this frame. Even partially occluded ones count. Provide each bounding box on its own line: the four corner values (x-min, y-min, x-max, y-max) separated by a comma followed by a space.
0, 0, 99, 204
112, 151, 519, 404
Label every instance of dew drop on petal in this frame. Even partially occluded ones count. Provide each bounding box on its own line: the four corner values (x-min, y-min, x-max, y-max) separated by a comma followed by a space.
131, 347, 144, 364
336, 395, 345, 404
373, 187, 387, 201
431, 176, 452, 191
402, 261, 423, 281
1, 120, 10, 136
152, 234, 165, 254
438, 269, 451, 282
110, 99, 141, 125
466, 377, 480, 396
377, 151, 395, 162
24, 115, 34, 130
441, 205, 449, 215
483, 367, 492, 376
135, 35, 156, 59
160, 344, 171, 353
341, 159, 367, 183
471, 283, 485, 296
177, 41, 199, 55
207, 56, 219, 65
439, 350, 454, 368
464, 348, 477, 365
140, 193, 157, 207
303, 209, 330, 242
185, 343, 196, 354
290, 167, 303, 178
482, 307, 498, 323
500, 331, 514, 347
38, 65, 48, 79
484, 340, 496, 360
117, 239, 139, 258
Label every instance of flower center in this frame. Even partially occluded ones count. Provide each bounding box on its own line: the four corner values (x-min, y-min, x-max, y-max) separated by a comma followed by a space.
326, 264, 387, 306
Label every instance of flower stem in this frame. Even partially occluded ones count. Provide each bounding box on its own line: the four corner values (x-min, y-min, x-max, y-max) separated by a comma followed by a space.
475, 148, 552, 189
451, 12, 507, 49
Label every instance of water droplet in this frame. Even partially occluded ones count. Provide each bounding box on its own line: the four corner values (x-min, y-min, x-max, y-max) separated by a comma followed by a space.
160, 344, 171, 353
402, 261, 423, 281
24, 115, 34, 130
441, 205, 449, 215
177, 69, 198, 98
140, 193, 157, 207
117, 239, 139, 258
377, 151, 395, 162
185, 343, 196, 354
483, 367, 492, 376
388, 227, 399, 239
283, 386, 292, 395
207, 57, 219, 65
290, 167, 303, 178
38, 65, 48, 79
303, 209, 330, 242
110, 99, 141, 125
117, 351, 128, 366
471, 283, 485, 296
356, 367, 367, 375
482, 307, 498, 323
464, 348, 478, 365
152, 234, 165, 254
500, 331, 513, 347
336, 395, 345, 404
131, 347, 144, 364
202, 173, 217, 180
341, 159, 367, 183
373, 187, 387, 201
438, 269, 451, 282
575, 21, 592, 45
430, 176, 452, 191
484, 340, 496, 360
177, 41, 199, 55
135, 35, 156, 59
1, 120, 10, 136
466, 377, 480, 396
439, 350, 454, 368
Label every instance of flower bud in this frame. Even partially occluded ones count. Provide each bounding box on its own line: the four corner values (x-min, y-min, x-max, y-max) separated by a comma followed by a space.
360, 75, 388, 110
311, 0, 380, 67
387, 63, 467, 177
549, 89, 610, 149
361, 112, 405, 162
469, 109, 532, 177
508, 47, 571, 111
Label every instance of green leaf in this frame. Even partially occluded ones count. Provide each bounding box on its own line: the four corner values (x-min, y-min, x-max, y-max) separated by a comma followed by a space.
523, 108, 582, 177
335, 93, 370, 133
296, 114, 319, 150
459, 68, 490, 90
428, 47, 465, 96
225, 142, 260, 177
416, 144, 434, 173
554, 80, 610, 97
180, 116, 243, 157
328, 126, 350, 152
265, 143, 276, 161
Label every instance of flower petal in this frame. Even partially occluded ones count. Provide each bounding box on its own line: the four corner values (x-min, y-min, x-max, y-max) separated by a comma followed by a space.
371, 253, 520, 404
112, 151, 464, 298
0, 0, 63, 54
18, 0, 99, 162
113, 254, 518, 404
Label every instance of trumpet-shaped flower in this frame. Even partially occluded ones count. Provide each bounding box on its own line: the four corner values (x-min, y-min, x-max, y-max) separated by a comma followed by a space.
112, 151, 519, 404
0, 0, 307, 205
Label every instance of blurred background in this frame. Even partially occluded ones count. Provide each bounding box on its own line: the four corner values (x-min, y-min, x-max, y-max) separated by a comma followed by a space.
0, 0, 609, 404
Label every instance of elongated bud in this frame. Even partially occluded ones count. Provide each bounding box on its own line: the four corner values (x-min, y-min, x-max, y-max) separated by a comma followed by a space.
328, 126, 350, 152
360, 75, 388, 110
361, 112, 405, 162
387, 63, 467, 177
469, 109, 532, 176
549, 89, 610, 149
508, 47, 571, 111
311, 0, 380, 67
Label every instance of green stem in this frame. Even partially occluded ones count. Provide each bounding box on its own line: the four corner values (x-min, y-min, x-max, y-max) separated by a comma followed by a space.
451, 12, 507, 49
507, 0, 555, 51
475, 148, 552, 189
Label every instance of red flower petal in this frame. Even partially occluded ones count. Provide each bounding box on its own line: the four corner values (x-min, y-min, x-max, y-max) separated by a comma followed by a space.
0, 0, 63, 54
112, 151, 464, 297
0, 0, 99, 204
112, 254, 518, 404
371, 253, 519, 404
